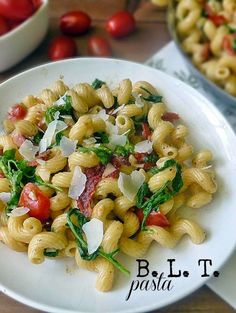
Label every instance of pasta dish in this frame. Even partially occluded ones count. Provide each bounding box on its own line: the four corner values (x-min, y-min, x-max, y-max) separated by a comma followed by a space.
174, 0, 236, 97
0, 79, 217, 291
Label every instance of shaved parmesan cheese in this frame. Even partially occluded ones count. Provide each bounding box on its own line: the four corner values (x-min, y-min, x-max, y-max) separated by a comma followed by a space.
82, 218, 103, 255
19, 139, 39, 161
111, 104, 125, 115
69, 166, 87, 199
132, 92, 145, 108
106, 121, 118, 135
7, 207, 30, 217
134, 140, 153, 153
60, 136, 77, 157
39, 120, 67, 153
109, 134, 127, 147
103, 163, 116, 178
0, 192, 11, 203
83, 137, 97, 146
54, 94, 67, 106
93, 109, 109, 121
118, 170, 145, 201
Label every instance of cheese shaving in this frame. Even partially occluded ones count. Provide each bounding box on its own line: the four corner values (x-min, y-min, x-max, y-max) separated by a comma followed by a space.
82, 218, 103, 255
118, 170, 145, 201
7, 207, 30, 217
134, 140, 153, 153
60, 136, 77, 157
19, 139, 39, 161
69, 166, 87, 199
0, 192, 11, 203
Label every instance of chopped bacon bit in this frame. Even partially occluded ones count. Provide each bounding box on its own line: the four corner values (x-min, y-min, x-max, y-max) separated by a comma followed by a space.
209, 14, 227, 26
134, 152, 157, 170
77, 165, 105, 217
141, 122, 152, 140
0, 172, 5, 178
104, 168, 120, 179
162, 112, 180, 122
36, 150, 51, 161
223, 34, 236, 56
27, 160, 38, 167
201, 43, 211, 61
111, 155, 130, 169
11, 131, 26, 147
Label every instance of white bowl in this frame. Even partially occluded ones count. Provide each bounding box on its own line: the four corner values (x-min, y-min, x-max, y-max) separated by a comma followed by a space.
0, 58, 236, 313
0, 0, 49, 72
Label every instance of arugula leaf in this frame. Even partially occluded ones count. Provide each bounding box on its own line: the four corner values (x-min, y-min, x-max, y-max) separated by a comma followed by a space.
55, 131, 64, 146
144, 154, 158, 164
91, 79, 105, 90
79, 145, 112, 165
44, 249, 59, 257
0, 149, 62, 213
138, 160, 183, 230
140, 86, 163, 103
34, 176, 63, 193
148, 159, 177, 175
114, 140, 134, 157
45, 95, 73, 124
233, 38, 236, 52
227, 25, 236, 34
32, 131, 44, 145
94, 132, 109, 144
136, 182, 151, 208
67, 208, 130, 276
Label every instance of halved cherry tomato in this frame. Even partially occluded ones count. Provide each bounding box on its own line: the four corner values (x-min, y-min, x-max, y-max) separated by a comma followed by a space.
0, 15, 9, 36
8, 104, 27, 121
106, 11, 135, 38
0, 0, 35, 21
162, 112, 180, 122
19, 183, 50, 221
136, 208, 170, 227
48, 35, 77, 61
141, 122, 152, 140
60, 11, 91, 35
87, 36, 112, 57
223, 34, 236, 56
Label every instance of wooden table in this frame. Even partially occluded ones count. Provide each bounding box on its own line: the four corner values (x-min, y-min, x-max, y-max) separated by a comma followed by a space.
0, 1, 234, 312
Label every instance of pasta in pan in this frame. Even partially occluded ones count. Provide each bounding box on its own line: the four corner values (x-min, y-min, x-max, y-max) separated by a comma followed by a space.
0, 78, 217, 292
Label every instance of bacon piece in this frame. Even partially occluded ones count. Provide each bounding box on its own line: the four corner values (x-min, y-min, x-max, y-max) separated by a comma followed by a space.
162, 112, 180, 122
36, 150, 51, 161
111, 156, 130, 169
11, 131, 26, 147
77, 165, 105, 217
141, 122, 152, 140
134, 152, 157, 170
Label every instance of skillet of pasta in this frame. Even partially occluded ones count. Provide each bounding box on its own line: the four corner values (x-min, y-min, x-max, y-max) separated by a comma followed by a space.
0, 78, 217, 292
173, 0, 236, 97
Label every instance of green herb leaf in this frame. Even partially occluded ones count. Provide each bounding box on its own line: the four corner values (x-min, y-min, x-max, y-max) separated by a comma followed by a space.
138, 159, 183, 230
44, 249, 59, 257
136, 182, 151, 208
144, 154, 158, 163
140, 86, 163, 103
79, 145, 112, 165
91, 79, 105, 90
45, 95, 73, 124
114, 140, 134, 157
67, 208, 130, 276
94, 132, 109, 144
233, 38, 236, 52
33, 131, 44, 145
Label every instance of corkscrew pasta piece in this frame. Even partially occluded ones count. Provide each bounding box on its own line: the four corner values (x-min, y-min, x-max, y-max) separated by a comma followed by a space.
15, 120, 38, 137
67, 89, 89, 114
69, 115, 93, 142
68, 151, 100, 170
51, 172, 73, 188
94, 178, 122, 199
0, 226, 27, 252
96, 84, 114, 108
117, 79, 132, 105
73, 83, 100, 107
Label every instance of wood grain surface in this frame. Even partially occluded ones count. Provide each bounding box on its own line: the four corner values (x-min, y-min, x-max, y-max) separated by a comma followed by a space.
0, 1, 234, 313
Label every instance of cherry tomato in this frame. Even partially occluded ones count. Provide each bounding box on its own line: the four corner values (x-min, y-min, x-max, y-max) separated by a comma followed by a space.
223, 34, 236, 56
141, 122, 152, 140
19, 183, 50, 221
106, 11, 136, 38
8, 104, 27, 121
0, 15, 8, 36
0, 0, 35, 21
60, 11, 91, 35
8, 19, 23, 30
162, 112, 180, 122
136, 208, 170, 227
87, 36, 112, 57
48, 35, 77, 61
31, 0, 42, 10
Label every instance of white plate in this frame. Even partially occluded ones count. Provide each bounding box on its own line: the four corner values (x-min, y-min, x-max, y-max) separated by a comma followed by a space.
0, 58, 236, 313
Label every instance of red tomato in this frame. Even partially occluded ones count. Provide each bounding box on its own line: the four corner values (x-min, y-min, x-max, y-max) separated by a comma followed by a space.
19, 183, 50, 221
0, 15, 8, 36
11, 131, 26, 147
136, 208, 170, 227
106, 11, 135, 38
209, 14, 227, 26
8, 19, 23, 30
162, 112, 180, 122
141, 122, 152, 140
87, 36, 112, 57
48, 35, 77, 61
60, 11, 91, 35
0, 0, 35, 21
31, 0, 42, 10
223, 34, 236, 56
8, 104, 27, 121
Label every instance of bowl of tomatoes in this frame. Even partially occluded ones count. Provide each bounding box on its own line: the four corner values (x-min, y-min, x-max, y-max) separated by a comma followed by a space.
0, 0, 49, 72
